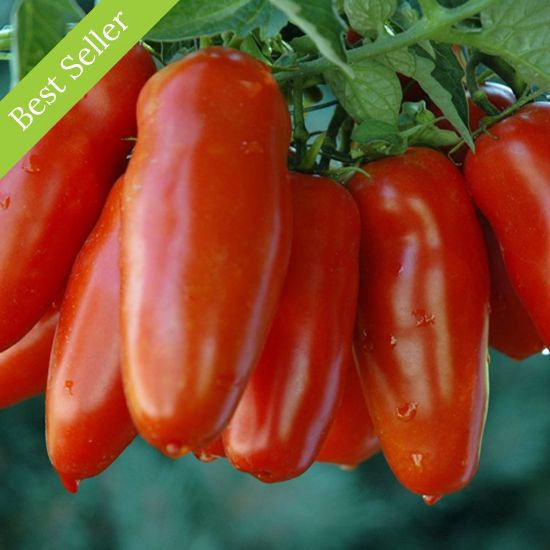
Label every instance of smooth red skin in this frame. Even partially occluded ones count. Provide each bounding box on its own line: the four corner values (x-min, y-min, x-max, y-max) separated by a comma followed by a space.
317, 353, 379, 468
223, 174, 360, 483
0, 302, 59, 408
350, 148, 489, 497
0, 45, 156, 352
46, 178, 136, 487
121, 48, 292, 456
465, 103, 550, 349
479, 216, 544, 360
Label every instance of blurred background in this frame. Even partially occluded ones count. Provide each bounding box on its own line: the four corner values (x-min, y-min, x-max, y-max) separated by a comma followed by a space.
2, 1, 550, 549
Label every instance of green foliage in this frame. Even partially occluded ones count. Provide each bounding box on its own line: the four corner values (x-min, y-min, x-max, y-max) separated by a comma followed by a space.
477, 0, 550, 87
324, 57, 402, 124
270, 0, 351, 75
146, 0, 284, 42
11, 0, 84, 80
344, 0, 398, 36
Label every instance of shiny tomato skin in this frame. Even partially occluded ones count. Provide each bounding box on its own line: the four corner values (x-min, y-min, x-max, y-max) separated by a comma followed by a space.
223, 173, 360, 482
0, 302, 59, 408
479, 216, 544, 359
316, 352, 379, 468
46, 178, 135, 487
464, 103, 550, 348
121, 48, 292, 456
350, 147, 489, 497
0, 45, 156, 352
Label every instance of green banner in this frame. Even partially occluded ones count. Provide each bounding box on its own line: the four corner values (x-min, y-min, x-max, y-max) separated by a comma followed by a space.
0, 0, 179, 180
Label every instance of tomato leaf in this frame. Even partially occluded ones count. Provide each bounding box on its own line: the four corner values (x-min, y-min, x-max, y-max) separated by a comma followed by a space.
324, 59, 402, 124
384, 44, 472, 149
344, 0, 397, 36
146, 0, 273, 41
11, 0, 84, 81
475, 0, 550, 88
269, 0, 352, 76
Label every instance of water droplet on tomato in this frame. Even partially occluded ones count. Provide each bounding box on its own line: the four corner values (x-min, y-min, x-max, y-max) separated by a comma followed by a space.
390, 335, 397, 346
0, 195, 10, 209
422, 494, 442, 506
254, 470, 276, 482
22, 156, 41, 174
163, 442, 190, 459
241, 140, 263, 154
194, 451, 219, 463
64, 380, 74, 396
410, 452, 424, 470
412, 309, 435, 327
58, 473, 80, 494
396, 402, 418, 421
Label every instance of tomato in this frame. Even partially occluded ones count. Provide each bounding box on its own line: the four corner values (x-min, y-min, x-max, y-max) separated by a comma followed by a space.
223, 173, 359, 482
0, 45, 155, 352
316, 352, 379, 468
121, 47, 292, 457
46, 178, 135, 493
479, 215, 544, 359
0, 301, 59, 408
464, 103, 550, 349
350, 147, 489, 498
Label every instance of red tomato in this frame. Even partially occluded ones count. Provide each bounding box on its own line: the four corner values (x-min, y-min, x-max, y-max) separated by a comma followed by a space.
464, 103, 550, 349
350, 147, 489, 498
0, 301, 59, 408
46, 178, 135, 493
479, 216, 544, 359
121, 48, 292, 456
0, 45, 155, 352
223, 173, 360, 482
316, 352, 379, 468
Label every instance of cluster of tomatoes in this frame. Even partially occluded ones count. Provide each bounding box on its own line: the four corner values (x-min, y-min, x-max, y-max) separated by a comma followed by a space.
1, 42, 548, 503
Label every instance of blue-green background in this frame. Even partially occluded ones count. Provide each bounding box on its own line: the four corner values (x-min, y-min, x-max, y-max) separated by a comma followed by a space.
2, 1, 550, 548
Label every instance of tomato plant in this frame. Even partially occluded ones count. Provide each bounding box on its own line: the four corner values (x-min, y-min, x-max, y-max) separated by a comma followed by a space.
1, 0, 549, 506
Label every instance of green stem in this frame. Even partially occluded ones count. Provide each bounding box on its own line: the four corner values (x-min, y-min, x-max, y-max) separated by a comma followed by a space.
477, 53, 527, 98
466, 51, 500, 116
319, 105, 348, 171
275, 0, 498, 82
0, 28, 11, 52
292, 80, 308, 168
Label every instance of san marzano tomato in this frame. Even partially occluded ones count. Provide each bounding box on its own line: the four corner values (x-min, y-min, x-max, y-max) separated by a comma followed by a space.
121, 47, 292, 456
350, 147, 489, 498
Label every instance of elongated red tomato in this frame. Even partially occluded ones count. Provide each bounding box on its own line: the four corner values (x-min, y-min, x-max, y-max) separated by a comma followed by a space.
316, 353, 379, 468
0, 45, 155, 352
46, 178, 135, 493
0, 301, 59, 408
479, 216, 544, 359
465, 103, 550, 348
121, 48, 292, 456
350, 147, 489, 498
224, 173, 359, 482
